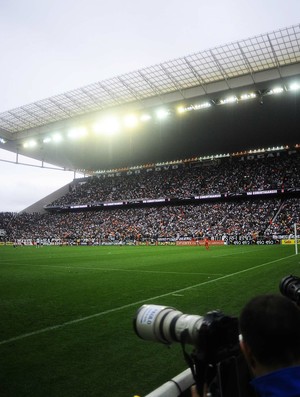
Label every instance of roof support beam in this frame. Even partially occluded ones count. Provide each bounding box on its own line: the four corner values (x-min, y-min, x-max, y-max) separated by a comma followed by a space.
118, 76, 145, 104
160, 64, 186, 99
210, 49, 231, 89
183, 57, 208, 94
138, 70, 165, 102
267, 34, 283, 79
81, 88, 104, 109
237, 43, 256, 84
97, 82, 122, 105
48, 98, 72, 117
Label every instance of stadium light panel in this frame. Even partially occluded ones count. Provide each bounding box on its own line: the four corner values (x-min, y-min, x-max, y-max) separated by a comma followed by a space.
52, 133, 63, 143
101, 117, 120, 135
23, 139, 37, 149
199, 102, 211, 109
123, 114, 138, 129
270, 87, 284, 94
91, 122, 102, 135
67, 127, 88, 140
156, 108, 169, 119
43, 137, 52, 144
95, 116, 120, 136
289, 82, 300, 91
240, 93, 256, 100
177, 102, 211, 113
140, 113, 151, 122
219, 96, 238, 105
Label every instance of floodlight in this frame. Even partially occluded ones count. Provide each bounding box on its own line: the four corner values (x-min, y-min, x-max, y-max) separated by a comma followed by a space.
23, 139, 37, 149
43, 137, 52, 144
0, 138, 6, 144
52, 133, 63, 143
240, 93, 256, 100
28, 139, 37, 148
68, 127, 87, 139
270, 87, 284, 94
123, 114, 138, 129
219, 96, 238, 104
92, 122, 102, 135
199, 102, 211, 109
140, 113, 151, 122
177, 106, 185, 114
101, 117, 120, 135
177, 102, 211, 113
289, 82, 300, 91
156, 108, 169, 119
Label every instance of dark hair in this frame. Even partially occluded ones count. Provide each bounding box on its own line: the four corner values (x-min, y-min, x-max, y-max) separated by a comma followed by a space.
239, 294, 300, 367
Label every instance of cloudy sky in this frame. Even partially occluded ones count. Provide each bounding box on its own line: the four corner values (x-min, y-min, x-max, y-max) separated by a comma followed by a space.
0, 0, 299, 212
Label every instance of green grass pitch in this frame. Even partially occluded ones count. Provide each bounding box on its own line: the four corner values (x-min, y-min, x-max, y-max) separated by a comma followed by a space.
0, 244, 299, 397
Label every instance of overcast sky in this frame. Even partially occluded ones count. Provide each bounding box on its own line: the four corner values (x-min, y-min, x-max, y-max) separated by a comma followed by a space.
0, 0, 299, 212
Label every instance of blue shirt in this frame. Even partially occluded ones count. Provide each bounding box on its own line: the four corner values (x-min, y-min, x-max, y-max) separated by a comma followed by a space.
251, 366, 300, 397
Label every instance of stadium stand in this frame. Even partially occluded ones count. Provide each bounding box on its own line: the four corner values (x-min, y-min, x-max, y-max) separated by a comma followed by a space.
45, 149, 300, 209
0, 147, 299, 245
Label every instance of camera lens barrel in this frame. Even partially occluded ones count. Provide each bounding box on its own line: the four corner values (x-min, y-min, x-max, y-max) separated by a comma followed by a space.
134, 304, 204, 345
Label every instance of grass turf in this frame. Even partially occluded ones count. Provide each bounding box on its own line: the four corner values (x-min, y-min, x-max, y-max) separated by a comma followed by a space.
0, 244, 299, 397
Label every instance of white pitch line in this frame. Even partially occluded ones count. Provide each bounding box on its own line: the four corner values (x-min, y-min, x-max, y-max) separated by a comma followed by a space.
210, 247, 267, 258
1, 262, 224, 276
0, 254, 295, 346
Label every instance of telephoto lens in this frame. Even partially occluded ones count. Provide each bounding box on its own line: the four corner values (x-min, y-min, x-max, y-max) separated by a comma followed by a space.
133, 304, 204, 345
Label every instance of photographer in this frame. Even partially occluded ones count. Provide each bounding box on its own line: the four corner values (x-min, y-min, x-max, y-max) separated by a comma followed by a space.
191, 294, 300, 397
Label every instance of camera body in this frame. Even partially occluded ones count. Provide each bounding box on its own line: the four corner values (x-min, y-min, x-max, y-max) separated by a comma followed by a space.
134, 275, 300, 397
279, 275, 300, 305
134, 305, 248, 397
134, 304, 239, 358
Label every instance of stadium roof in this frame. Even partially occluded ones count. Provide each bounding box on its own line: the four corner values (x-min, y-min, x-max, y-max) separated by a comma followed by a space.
0, 23, 300, 172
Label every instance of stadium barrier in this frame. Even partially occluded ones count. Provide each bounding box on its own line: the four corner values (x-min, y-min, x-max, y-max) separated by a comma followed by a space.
176, 240, 224, 246
281, 239, 300, 245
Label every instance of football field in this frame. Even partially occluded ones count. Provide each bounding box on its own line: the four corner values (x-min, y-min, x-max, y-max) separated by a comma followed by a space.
0, 244, 299, 397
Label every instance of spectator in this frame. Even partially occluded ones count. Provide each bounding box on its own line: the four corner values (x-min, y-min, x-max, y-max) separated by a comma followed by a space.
239, 294, 300, 397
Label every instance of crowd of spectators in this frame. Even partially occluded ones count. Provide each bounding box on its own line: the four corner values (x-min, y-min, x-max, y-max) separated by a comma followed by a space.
0, 150, 299, 244
0, 198, 299, 244
46, 151, 300, 208
264, 197, 300, 238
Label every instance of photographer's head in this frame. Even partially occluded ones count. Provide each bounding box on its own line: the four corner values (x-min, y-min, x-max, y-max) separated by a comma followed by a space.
239, 294, 300, 377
